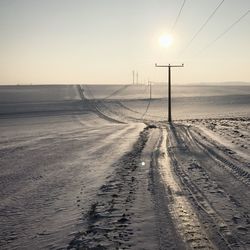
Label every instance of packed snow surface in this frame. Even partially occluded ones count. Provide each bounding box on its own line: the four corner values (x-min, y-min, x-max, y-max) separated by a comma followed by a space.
0, 84, 249, 249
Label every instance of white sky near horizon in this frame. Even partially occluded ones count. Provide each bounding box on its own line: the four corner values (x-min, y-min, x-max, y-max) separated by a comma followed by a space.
0, 0, 249, 85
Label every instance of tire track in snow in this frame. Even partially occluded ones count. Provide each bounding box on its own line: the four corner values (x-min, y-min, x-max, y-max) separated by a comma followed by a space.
155, 129, 214, 249
188, 127, 250, 186
167, 123, 250, 249
149, 129, 186, 249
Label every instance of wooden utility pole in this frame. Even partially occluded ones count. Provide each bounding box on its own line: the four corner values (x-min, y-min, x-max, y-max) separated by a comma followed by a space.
155, 63, 184, 123
149, 81, 152, 99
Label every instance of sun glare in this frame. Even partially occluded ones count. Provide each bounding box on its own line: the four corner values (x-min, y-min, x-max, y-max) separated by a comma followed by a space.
159, 34, 173, 48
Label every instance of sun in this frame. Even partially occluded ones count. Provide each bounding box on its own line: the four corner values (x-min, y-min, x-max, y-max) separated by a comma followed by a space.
159, 34, 173, 48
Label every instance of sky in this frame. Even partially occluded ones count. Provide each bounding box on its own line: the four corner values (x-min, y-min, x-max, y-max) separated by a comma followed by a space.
0, 0, 249, 85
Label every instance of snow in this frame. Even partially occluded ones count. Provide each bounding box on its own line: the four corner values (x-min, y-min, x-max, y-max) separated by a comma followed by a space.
166, 122, 250, 248
190, 118, 250, 162
0, 102, 144, 249
0, 84, 249, 249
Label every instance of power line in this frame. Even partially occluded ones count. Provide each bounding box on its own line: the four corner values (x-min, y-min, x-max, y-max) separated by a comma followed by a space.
199, 10, 250, 54
180, 0, 225, 55
103, 85, 130, 100
171, 0, 187, 32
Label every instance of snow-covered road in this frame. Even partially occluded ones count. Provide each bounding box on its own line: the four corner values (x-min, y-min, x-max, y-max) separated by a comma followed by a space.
0, 85, 249, 249
68, 119, 250, 249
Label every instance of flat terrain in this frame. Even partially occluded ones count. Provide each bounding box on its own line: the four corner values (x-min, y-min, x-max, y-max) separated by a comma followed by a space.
0, 84, 249, 249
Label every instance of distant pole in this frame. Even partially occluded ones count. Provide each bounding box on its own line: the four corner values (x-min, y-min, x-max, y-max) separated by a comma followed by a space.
150, 81, 152, 99
155, 63, 184, 123
132, 70, 135, 84
136, 72, 138, 84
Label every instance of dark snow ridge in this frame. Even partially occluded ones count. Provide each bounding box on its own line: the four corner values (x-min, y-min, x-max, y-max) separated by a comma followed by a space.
68, 126, 151, 249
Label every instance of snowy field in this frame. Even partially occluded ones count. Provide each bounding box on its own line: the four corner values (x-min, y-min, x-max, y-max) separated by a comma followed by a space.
0, 84, 249, 249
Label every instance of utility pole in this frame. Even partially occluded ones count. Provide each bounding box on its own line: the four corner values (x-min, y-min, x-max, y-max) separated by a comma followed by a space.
155, 63, 184, 123
149, 81, 152, 99
136, 72, 138, 84
132, 70, 135, 84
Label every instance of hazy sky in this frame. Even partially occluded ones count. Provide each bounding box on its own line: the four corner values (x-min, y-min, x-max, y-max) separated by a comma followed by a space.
0, 0, 249, 84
